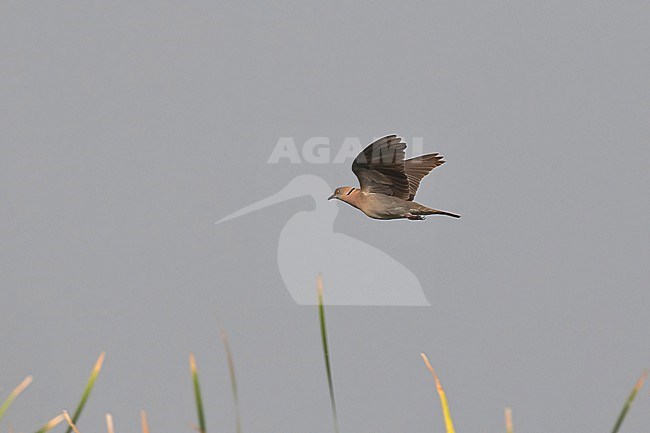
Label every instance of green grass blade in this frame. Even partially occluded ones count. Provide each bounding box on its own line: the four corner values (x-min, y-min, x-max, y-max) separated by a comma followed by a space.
34, 414, 65, 433
65, 352, 105, 433
611, 370, 648, 433
317, 274, 339, 433
220, 327, 242, 433
189, 353, 207, 433
0, 376, 33, 421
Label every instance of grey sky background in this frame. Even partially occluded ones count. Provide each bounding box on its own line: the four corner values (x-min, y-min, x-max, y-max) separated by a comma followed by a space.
2, 2, 649, 432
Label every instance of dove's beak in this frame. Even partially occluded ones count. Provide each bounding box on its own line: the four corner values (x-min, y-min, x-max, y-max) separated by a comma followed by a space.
327, 194, 335, 201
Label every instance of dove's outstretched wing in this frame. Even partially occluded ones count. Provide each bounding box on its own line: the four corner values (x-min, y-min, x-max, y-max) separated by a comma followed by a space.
404, 153, 445, 201
351, 135, 410, 200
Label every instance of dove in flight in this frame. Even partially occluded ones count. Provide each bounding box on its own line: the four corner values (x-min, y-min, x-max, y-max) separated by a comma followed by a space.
328, 135, 460, 220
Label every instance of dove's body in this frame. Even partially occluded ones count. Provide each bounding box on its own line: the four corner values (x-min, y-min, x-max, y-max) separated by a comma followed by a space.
338, 189, 460, 220
328, 135, 460, 221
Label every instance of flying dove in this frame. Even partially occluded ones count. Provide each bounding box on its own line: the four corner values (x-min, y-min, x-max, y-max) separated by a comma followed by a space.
328, 135, 460, 220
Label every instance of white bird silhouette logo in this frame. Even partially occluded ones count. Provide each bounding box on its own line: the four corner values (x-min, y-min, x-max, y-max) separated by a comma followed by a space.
216, 174, 430, 306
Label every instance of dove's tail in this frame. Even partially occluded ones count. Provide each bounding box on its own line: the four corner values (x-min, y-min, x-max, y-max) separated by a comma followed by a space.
414, 204, 461, 219
432, 210, 461, 218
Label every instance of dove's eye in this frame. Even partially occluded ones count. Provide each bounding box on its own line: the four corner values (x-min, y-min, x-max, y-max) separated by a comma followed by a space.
335, 189, 340, 194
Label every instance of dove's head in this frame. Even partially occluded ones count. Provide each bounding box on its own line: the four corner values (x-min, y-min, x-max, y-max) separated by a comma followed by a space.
327, 186, 358, 203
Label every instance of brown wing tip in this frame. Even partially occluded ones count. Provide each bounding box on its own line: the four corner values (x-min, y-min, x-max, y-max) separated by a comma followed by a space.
405, 153, 446, 166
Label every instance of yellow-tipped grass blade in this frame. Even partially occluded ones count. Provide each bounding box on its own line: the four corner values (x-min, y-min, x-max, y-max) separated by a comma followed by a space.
65, 352, 105, 433
63, 410, 82, 433
189, 353, 206, 433
505, 407, 513, 433
140, 410, 150, 433
34, 414, 66, 433
0, 376, 33, 421
105, 413, 115, 433
420, 353, 456, 433
611, 370, 648, 433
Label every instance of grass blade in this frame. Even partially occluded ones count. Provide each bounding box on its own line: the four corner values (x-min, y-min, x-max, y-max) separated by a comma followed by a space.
65, 352, 106, 433
34, 414, 65, 433
219, 326, 242, 433
0, 376, 33, 421
420, 353, 456, 433
317, 274, 339, 433
189, 353, 206, 433
611, 370, 648, 433
505, 407, 513, 433
63, 410, 82, 433
140, 410, 150, 433
106, 414, 114, 433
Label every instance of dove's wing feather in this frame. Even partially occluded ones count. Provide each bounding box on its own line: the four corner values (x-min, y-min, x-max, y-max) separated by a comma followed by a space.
351, 135, 410, 200
404, 154, 445, 200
